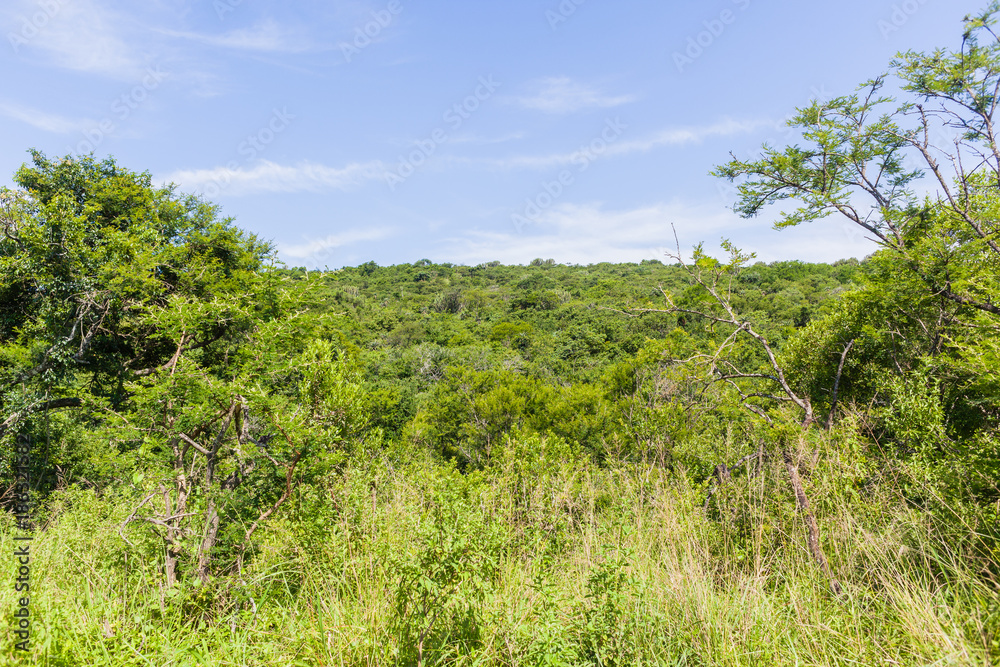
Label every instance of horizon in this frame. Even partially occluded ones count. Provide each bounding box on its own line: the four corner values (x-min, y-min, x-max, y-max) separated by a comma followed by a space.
279, 255, 866, 270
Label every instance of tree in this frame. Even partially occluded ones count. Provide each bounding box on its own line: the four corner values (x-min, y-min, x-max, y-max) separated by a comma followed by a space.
712, 3, 1000, 317
636, 235, 844, 594
0, 151, 273, 442
0, 151, 327, 584
711, 7, 1000, 501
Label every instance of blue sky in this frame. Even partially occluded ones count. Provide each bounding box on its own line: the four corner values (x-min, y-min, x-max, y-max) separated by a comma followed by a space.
0, 0, 987, 268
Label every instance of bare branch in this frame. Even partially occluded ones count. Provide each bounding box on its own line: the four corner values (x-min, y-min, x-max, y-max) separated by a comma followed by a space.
825, 339, 855, 431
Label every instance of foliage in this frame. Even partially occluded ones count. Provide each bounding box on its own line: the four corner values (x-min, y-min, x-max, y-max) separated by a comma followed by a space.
3, 7, 1000, 662
712, 6, 1000, 508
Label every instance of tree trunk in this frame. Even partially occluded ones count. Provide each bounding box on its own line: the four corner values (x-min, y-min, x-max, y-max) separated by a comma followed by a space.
783, 448, 842, 596
197, 501, 220, 583
165, 548, 179, 587
162, 485, 180, 587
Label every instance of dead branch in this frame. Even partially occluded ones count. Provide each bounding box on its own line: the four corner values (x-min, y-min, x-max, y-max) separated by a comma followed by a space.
241, 448, 304, 547
783, 448, 843, 596
119, 493, 157, 547
825, 339, 855, 431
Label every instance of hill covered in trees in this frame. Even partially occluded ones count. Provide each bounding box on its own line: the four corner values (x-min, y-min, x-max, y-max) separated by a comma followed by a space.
278, 255, 861, 466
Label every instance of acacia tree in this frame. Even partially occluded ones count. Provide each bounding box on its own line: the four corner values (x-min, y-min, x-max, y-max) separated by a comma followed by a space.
636, 236, 844, 594
710, 7, 1000, 493
713, 4, 1000, 330
647, 5, 1000, 594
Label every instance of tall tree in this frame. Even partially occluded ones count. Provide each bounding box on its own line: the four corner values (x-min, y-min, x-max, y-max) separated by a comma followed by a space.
711, 5, 1000, 503
0, 151, 331, 583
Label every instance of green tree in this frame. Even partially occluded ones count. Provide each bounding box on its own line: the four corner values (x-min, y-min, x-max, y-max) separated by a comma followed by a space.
0, 152, 262, 464
0, 151, 331, 584
712, 7, 1000, 499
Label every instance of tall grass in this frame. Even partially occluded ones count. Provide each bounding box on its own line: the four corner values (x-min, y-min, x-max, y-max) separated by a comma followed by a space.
1, 431, 997, 666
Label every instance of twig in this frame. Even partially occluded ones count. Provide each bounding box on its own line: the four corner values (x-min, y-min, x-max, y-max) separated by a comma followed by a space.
119, 493, 157, 547
825, 339, 855, 431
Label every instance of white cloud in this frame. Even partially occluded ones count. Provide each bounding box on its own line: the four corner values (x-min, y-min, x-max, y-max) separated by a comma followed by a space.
744, 219, 880, 263
0, 102, 93, 134
162, 159, 386, 196
439, 201, 733, 265
279, 227, 393, 262
159, 19, 314, 54
4, 0, 147, 79
604, 118, 774, 156
2, 3, 318, 90
451, 117, 771, 171
511, 77, 637, 114
438, 201, 878, 266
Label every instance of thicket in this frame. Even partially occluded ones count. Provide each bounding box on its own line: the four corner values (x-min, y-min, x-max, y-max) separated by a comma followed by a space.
1, 6, 1000, 666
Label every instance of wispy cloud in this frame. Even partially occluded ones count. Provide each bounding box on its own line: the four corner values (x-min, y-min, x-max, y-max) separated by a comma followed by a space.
0, 102, 92, 134
511, 77, 637, 114
3, 3, 317, 91
3, 0, 147, 79
603, 117, 774, 156
451, 117, 770, 171
159, 19, 315, 54
439, 201, 733, 265
439, 201, 876, 266
278, 227, 393, 262
162, 159, 386, 196
448, 131, 527, 145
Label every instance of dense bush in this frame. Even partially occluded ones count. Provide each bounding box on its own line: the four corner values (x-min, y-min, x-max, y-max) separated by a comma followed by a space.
3, 7, 1000, 663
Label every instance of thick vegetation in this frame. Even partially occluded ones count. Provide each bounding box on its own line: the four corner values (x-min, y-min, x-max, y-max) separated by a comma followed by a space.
2, 7, 1000, 666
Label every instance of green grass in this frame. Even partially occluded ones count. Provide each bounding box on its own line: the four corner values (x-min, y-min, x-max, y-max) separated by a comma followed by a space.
1, 438, 997, 666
